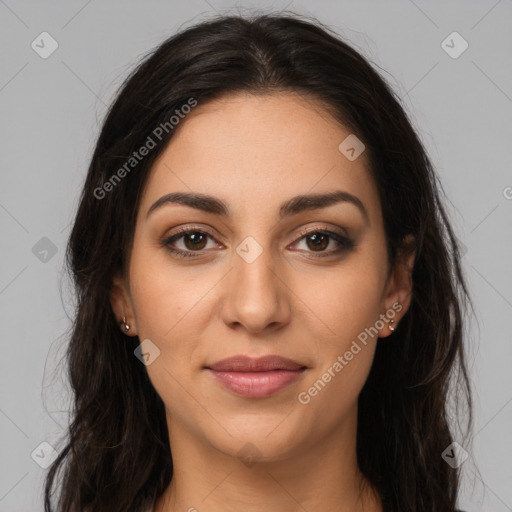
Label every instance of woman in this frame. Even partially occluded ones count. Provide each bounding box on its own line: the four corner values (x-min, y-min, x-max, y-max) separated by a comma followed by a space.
45, 12, 473, 512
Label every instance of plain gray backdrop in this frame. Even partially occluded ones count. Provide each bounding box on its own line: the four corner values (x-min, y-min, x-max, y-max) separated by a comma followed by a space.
1, 1, 511, 510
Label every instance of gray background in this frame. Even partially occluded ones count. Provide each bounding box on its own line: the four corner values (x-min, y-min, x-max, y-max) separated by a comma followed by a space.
1, 0, 511, 510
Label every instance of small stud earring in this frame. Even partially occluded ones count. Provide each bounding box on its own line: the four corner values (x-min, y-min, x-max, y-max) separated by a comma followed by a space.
389, 319, 396, 332
120, 316, 130, 333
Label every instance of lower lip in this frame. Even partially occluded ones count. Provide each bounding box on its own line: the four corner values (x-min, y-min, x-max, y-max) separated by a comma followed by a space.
207, 369, 305, 398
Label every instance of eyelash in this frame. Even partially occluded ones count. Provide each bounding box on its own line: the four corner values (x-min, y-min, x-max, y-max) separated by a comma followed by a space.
161, 226, 354, 259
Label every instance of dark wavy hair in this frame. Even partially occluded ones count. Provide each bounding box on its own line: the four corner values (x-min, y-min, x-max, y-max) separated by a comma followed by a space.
44, 11, 474, 512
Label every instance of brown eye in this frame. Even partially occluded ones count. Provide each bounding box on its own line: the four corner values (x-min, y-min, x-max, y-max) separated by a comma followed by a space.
305, 232, 329, 251
291, 229, 354, 258
162, 227, 353, 260
162, 228, 219, 258
181, 232, 208, 250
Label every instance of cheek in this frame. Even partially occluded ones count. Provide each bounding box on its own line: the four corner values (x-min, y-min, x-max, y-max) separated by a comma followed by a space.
129, 247, 197, 339
128, 245, 218, 379
296, 274, 382, 420
296, 258, 384, 400
128, 256, 203, 411
303, 261, 384, 345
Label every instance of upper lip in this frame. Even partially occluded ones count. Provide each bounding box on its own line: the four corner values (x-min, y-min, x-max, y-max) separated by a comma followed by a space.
206, 355, 306, 372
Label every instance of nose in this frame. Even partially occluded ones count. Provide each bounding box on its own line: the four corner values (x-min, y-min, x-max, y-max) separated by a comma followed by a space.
220, 245, 291, 335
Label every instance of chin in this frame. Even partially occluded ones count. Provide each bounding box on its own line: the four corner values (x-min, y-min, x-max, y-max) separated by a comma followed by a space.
202, 418, 310, 464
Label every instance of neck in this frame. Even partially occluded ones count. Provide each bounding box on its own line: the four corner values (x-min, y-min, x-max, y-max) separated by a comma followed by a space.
154, 407, 382, 512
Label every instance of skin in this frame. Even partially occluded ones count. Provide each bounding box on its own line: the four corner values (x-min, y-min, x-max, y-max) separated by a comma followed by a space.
111, 91, 415, 512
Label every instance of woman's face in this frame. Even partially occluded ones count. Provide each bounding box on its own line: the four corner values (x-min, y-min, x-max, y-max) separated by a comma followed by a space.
112, 92, 413, 463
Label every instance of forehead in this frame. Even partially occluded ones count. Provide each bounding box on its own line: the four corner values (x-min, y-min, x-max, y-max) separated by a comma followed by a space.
140, 92, 381, 224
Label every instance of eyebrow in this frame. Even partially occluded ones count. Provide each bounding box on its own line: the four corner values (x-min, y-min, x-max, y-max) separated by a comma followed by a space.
146, 190, 369, 223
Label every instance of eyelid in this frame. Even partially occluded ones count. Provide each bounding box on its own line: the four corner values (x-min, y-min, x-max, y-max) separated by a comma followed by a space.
164, 224, 222, 243
293, 224, 348, 240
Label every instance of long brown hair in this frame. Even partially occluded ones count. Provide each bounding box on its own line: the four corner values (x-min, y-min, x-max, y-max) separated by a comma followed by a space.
45, 12, 473, 512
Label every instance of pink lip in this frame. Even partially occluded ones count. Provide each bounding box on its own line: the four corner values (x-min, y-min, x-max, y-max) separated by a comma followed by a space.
205, 355, 307, 398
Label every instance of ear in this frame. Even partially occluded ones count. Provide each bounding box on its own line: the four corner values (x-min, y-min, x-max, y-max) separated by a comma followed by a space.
378, 234, 416, 338
110, 273, 138, 336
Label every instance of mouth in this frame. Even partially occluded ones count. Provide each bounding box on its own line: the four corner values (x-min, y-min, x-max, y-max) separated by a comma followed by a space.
205, 355, 307, 398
